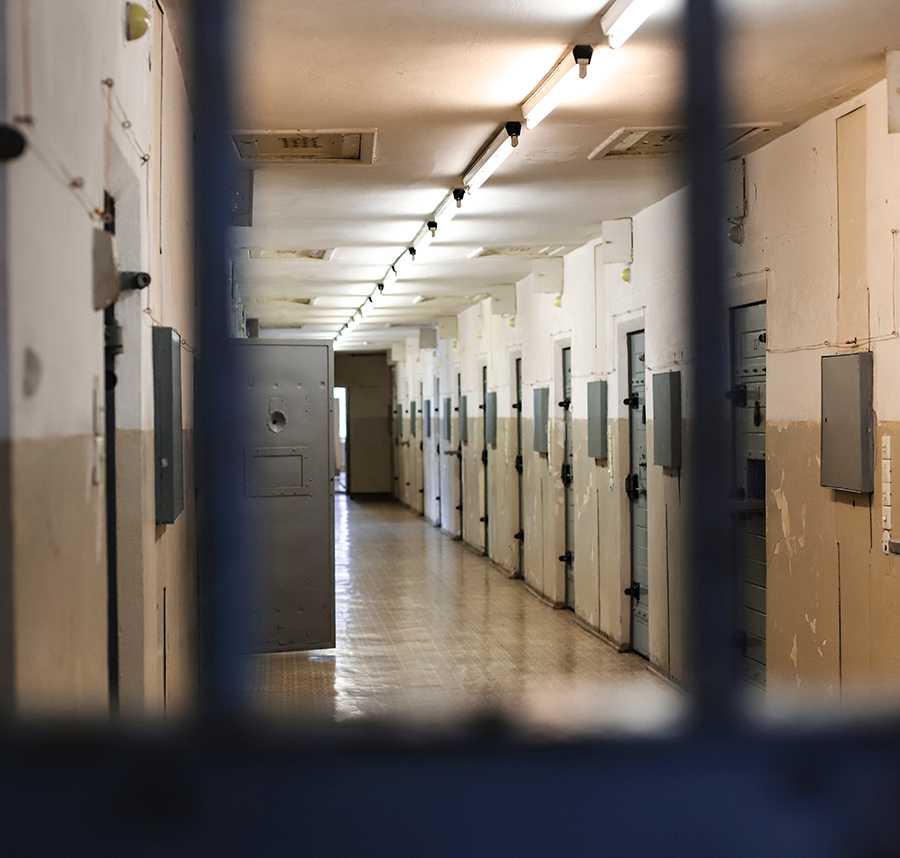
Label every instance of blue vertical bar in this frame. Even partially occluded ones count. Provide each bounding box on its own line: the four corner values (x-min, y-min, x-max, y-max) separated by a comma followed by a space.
684, 0, 739, 721
190, 0, 248, 716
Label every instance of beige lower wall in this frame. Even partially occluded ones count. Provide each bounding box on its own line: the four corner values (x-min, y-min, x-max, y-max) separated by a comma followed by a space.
11, 435, 108, 715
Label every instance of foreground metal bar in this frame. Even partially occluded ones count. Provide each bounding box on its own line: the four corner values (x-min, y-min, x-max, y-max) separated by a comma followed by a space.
190, 0, 248, 716
684, 0, 739, 720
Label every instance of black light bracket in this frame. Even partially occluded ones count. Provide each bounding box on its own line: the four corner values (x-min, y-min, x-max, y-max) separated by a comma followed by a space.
505, 121, 523, 148
452, 187, 466, 208
573, 44, 594, 78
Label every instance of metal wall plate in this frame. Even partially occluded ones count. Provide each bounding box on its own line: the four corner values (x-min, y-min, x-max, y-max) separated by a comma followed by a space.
652, 371, 682, 469
486, 392, 498, 449
443, 397, 452, 442
152, 326, 184, 525
533, 387, 549, 454
587, 380, 608, 459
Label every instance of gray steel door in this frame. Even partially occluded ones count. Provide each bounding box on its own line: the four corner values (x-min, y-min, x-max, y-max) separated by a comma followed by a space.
236, 340, 335, 652
731, 303, 767, 688
435, 377, 441, 527
457, 373, 464, 531
626, 332, 649, 657
562, 347, 575, 609
515, 358, 524, 576
482, 366, 489, 554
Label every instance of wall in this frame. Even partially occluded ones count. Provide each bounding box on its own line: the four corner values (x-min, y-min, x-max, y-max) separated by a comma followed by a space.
335, 352, 393, 494
3, 0, 196, 715
391, 77, 900, 695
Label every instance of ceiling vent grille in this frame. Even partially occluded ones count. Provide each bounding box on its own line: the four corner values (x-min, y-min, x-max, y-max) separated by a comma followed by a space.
589, 123, 781, 160
232, 130, 377, 164
473, 246, 565, 259
246, 248, 337, 261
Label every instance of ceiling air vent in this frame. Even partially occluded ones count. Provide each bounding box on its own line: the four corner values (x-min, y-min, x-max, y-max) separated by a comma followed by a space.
246, 248, 336, 261
473, 246, 565, 259
589, 123, 781, 160
232, 130, 377, 164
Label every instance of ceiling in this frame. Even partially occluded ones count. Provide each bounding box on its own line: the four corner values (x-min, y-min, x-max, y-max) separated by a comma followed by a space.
166, 0, 900, 350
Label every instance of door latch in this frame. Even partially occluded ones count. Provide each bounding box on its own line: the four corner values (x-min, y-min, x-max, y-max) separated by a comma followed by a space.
514, 530, 524, 541
624, 583, 641, 602
512, 401, 522, 411
558, 551, 574, 564
623, 394, 640, 408
561, 463, 573, 487
726, 384, 748, 407
558, 398, 571, 410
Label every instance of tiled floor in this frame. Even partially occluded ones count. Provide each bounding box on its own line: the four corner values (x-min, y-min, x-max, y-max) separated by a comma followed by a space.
251, 496, 674, 728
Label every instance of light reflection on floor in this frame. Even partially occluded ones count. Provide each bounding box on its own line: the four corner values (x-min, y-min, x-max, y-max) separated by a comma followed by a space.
250, 496, 677, 731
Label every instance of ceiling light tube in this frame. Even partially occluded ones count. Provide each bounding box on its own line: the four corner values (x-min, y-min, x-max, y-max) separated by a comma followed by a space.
382, 266, 398, 291
463, 124, 519, 192
601, 0, 661, 49
412, 224, 434, 255
521, 44, 594, 130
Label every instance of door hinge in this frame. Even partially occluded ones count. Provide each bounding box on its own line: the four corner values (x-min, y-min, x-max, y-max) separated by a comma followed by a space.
624, 583, 641, 602
515, 454, 523, 474
456, 504, 463, 511
561, 463, 573, 486
481, 448, 488, 466
558, 398, 571, 410
558, 551, 574, 564
479, 515, 488, 523
623, 394, 640, 408
514, 530, 524, 541
625, 473, 640, 499
512, 401, 522, 411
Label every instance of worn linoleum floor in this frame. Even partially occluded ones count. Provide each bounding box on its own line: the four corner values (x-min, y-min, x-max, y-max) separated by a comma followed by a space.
251, 496, 673, 728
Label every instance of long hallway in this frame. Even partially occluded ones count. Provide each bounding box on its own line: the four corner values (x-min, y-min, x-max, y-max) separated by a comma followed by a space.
252, 496, 668, 725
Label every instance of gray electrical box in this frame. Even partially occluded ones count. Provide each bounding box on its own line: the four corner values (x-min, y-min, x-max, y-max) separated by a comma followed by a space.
821, 352, 874, 493
394, 404, 402, 442
410, 401, 417, 437
652, 371, 682, 469
587, 380, 608, 460
486, 392, 498, 449
533, 387, 549, 454
235, 339, 334, 652
424, 399, 432, 437
460, 395, 469, 445
152, 326, 184, 525
443, 397, 452, 442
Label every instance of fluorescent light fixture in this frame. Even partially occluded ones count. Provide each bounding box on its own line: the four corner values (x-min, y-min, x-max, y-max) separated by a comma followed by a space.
466, 246, 485, 259
601, 0, 661, 49
522, 45, 595, 130
412, 223, 435, 256
463, 127, 516, 192
382, 266, 398, 291
361, 297, 376, 318
433, 193, 460, 228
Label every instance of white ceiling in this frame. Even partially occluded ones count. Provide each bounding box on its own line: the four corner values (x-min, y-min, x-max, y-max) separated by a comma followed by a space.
174, 0, 900, 349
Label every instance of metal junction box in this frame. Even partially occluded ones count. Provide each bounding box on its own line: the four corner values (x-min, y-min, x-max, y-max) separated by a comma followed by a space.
460, 396, 469, 445
486, 392, 498, 448
821, 352, 874, 493
533, 387, 550, 454
235, 339, 335, 652
410, 401, 417, 437
587, 380, 608, 460
152, 326, 184, 525
424, 399, 432, 438
652, 371, 682, 469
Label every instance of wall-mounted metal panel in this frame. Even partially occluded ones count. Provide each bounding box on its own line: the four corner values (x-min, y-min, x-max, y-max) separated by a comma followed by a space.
394, 404, 402, 441
485, 392, 498, 448
443, 397, 452, 442
533, 387, 549, 454
821, 352, 874, 493
652, 371, 682, 469
410, 401, 417, 437
424, 399, 432, 438
152, 326, 184, 525
460, 396, 469, 445
587, 380, 608, 460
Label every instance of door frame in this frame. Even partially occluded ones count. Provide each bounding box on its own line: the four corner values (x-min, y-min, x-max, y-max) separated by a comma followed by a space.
508, 350, 524, 578
552, 337, 574, 609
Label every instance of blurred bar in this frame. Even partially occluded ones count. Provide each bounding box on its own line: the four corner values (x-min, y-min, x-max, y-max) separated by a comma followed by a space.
684, 0, 739, 723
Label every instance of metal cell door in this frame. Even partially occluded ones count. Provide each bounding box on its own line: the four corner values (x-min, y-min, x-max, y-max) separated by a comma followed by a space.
625, 331, 649, 657
514, 358, 524, 576
731, 303, 767, 688
561, 348, 575, 609
434, 377, 442, 527
457, 372, 464, 533
236, 340, 335, 652
481, 365, 489, 555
